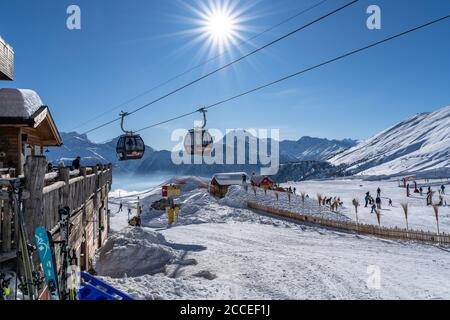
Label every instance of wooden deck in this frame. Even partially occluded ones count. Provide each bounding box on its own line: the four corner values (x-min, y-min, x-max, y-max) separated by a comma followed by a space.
0, 156, 112, 269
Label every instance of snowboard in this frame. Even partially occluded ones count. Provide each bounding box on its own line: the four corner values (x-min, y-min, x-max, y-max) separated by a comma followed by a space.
34, 227, 60, 300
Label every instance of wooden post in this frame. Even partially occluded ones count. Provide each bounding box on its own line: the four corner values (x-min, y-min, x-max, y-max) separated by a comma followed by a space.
93, 165, 99, 189
60, 167, 70, 208
23, 156, 47, 242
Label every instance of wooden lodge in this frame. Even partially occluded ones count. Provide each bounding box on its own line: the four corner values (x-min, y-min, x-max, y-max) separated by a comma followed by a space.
210, 172, 249, 198
0, 37, 14, 81
251, 175, 275, 189
0, 88, 62, 176
0, 88, 113, 274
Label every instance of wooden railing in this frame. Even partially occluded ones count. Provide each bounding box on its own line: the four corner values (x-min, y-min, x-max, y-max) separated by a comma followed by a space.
0, 156, 113, 266
248, 202, 450, 245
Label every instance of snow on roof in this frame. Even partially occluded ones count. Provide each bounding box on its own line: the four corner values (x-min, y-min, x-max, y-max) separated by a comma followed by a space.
212, 172, 249, 186
0, 88, 43, 118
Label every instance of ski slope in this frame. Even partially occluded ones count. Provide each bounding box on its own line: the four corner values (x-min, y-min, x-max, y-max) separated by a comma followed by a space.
329, 105, 450, 176
284, 178, 450, 233
101, 177, 450, 300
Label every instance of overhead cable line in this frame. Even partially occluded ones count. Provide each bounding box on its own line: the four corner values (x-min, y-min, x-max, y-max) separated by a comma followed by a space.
131, 14, 450, 134
82, 0, 359, 135
70, 0, 328, 132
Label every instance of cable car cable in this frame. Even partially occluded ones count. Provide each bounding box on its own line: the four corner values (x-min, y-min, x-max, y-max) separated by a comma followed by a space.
132, 13, 450, 134
69, 0, 328, 132
81, 0, 360, 135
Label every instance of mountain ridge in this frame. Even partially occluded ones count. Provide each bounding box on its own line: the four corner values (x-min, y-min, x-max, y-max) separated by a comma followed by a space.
47, 131, 356, 176
329, 105, 450, 176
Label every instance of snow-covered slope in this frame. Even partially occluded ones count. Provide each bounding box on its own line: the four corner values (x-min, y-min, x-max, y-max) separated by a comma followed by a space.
330, 105, 450, 176
280, 136, 357, 162
103, 176, 450, 300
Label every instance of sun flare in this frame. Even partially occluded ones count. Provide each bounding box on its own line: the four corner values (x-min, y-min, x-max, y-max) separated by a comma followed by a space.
205, 11, 237, 42
183, 0, 252, 54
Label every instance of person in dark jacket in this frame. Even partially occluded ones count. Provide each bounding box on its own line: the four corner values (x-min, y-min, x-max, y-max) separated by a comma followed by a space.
365, 192, 370, 207
371, 203, 377, 214
376, 196, 382, 210
71, 156, 81, 170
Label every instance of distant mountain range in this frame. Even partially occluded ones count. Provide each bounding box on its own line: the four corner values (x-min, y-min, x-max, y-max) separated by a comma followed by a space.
50, 105, 450, 180
47, 132, 356, 178
280, 136, 357, 162
329, 105, 450, 176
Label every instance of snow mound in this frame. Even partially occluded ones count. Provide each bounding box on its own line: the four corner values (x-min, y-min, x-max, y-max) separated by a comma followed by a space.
180, 191, 213, 215
218, 185, 249, 209
162, 176, 209, 193
95, 227, 179, 278
0, 88, 43, 118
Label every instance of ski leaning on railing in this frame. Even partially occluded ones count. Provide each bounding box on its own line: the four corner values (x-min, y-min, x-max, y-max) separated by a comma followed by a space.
57, 207, 77, 300
34, 207, 78, 300
9, 180, 42, 300
34, 227, 60, 300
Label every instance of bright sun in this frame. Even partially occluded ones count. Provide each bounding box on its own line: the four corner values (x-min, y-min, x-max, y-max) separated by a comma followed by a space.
185, 0, 249, 53
206, 12, 236, 42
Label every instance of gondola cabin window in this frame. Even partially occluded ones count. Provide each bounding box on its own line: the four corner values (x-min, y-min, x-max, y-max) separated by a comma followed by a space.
116, 134, 145, 161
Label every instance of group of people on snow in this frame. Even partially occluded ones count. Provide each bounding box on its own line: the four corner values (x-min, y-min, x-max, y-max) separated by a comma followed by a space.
425, 185, 447, 206
319, 195, 343, 212
364, 188, 393, 214
408, 182, 447, 206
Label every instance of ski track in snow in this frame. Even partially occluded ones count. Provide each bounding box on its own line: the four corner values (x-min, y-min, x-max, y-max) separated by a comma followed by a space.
100, 177, 450, 300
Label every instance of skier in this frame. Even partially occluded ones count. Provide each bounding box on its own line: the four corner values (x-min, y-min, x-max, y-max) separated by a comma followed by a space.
376, 196, 382, 210
71, 156, 81, 170
442, 185, 446, 195
419, 186, 423, 196
364, 192, 370, 207
371, 203, 377, 214
293, 187, 297, 195
127, 206, 132, 222
377, 187, 381, 197
388, 198, 393, 207
118, 201, 123, 213
426, 190, 433, 206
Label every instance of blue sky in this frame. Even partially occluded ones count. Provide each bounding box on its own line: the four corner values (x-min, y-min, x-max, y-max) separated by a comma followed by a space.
1, 0, 450, 150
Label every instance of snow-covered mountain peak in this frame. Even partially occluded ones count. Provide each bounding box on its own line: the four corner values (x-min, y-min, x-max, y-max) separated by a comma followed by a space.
329, 105, 450, 176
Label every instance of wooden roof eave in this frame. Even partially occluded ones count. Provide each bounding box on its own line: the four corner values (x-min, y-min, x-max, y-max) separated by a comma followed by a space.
31, 106, 63, 147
